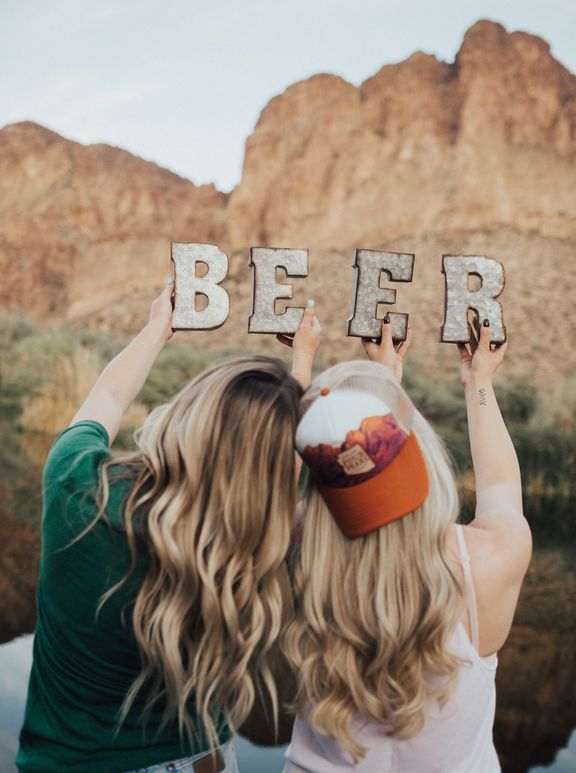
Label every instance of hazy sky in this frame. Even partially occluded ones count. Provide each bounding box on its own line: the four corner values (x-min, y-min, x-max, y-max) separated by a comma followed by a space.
2, 0, 575, 191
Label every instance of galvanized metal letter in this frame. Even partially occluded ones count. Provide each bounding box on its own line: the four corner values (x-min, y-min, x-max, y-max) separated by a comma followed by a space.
347, 249, 414, 342
440, 255, 506, 343
248, 247, 309, 334
171, 242, 230, 330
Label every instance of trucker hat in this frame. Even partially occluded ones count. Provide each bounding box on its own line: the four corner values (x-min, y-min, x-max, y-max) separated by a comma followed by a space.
295, 361, 429, 537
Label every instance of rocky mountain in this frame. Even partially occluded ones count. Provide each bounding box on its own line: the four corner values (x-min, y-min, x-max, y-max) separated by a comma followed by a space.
0, 20, 575, 384
0, 22, 574, 771
0, 122, 227, 319
228, 19, 576, 248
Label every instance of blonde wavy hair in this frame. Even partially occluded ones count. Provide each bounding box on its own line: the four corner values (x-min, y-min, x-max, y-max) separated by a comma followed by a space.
94, 355, 302, 748
284, 361, 466, 761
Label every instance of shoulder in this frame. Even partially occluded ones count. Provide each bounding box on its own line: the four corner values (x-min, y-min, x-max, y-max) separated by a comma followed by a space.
43, 420, 111, 498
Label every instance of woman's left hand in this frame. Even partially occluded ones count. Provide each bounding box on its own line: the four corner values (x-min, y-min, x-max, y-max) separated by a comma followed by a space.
362, 316, 412, 384
149, 279, 175, 341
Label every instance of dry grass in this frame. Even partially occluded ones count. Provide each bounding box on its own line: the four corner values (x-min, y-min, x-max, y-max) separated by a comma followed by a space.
17, 345, 148, 465
20, 346, 101, 435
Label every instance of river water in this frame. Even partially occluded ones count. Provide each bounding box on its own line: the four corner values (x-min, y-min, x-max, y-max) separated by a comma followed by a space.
0, 546, 574, 773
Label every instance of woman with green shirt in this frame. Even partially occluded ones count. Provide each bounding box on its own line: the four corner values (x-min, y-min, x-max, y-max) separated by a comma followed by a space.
17, 282, 322, 773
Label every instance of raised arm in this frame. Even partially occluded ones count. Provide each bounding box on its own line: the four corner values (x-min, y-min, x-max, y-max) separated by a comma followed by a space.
70, 281, 174, 444
276, 299, 323, 390
276, 300, 322, 488
457, 321, 531, 580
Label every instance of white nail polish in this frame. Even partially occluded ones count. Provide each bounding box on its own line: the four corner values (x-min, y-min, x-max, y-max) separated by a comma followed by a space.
306, 299, 315, 309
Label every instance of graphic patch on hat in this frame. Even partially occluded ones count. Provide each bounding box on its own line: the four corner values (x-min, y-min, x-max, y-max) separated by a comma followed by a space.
301, 414, 408, 488
337, 445, 375, 476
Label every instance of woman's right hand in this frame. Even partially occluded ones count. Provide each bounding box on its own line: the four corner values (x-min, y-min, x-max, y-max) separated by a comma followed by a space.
457, 319, 508, 389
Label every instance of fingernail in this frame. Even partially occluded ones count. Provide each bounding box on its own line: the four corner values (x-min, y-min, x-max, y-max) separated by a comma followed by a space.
483, 319, 490, 327
167, 277, 174, 285
306, 299, 315, 309
383, 314, 390, 324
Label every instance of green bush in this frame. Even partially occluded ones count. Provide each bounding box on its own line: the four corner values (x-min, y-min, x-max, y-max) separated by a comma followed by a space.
404, 363, 575, 538
0, 319, 253, 521
140, 344, 248, 408
0, 317, 574, 537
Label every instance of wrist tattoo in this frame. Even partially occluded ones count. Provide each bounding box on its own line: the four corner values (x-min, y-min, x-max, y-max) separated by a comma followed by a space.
478, 387, 488, 406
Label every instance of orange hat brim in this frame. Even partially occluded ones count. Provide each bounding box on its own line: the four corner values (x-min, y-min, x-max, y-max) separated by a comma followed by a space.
317, 432, 429, 538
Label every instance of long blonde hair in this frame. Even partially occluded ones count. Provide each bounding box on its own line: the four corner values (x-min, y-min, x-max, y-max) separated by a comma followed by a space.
95, 355, 302, 747
284, 364, 465, 761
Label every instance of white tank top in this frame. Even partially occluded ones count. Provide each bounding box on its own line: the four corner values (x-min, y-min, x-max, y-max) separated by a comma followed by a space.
284, 525, 501, 773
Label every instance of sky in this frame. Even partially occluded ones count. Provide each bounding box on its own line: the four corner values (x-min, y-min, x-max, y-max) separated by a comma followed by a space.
1, 0, 575, 191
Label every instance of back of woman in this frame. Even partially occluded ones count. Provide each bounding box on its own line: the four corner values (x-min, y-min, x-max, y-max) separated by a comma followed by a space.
284, 322, 531, 772
20, 360, 298, 772
17, 285, 322, 773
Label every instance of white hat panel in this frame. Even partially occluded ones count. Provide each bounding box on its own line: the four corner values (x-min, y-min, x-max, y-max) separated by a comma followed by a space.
296, 389, 392, 450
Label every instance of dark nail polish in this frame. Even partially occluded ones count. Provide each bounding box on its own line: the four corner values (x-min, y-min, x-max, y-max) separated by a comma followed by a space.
384, 314, 390, 324
483, 319, 490, 327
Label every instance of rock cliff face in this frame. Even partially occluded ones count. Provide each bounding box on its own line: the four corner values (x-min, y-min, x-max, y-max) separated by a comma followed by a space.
0, 20, 575, 383
227, 20, 576, 248
0, 122, 227, 319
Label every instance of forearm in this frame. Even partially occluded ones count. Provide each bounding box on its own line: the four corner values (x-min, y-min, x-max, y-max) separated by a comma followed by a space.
70, 319, 167, 440
465, 377, 522, 511
97, 320, 166, 410
95, 320, 166, 407
291, 353, 314, 390
291, 355, 313, 477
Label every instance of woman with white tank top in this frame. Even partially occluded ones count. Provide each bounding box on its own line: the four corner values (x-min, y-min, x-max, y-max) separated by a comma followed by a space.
284, 319, 531, 773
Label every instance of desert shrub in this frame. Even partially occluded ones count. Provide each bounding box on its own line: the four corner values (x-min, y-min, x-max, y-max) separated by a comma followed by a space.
403, 366, 467, 431
0, 318, 573, 537
532, 370, 576, 433
496, 377, 539, 425
404, 363, 575, 538
0, 320, 249, 521
140, 344, 247, 408
0, 315, 39, 352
